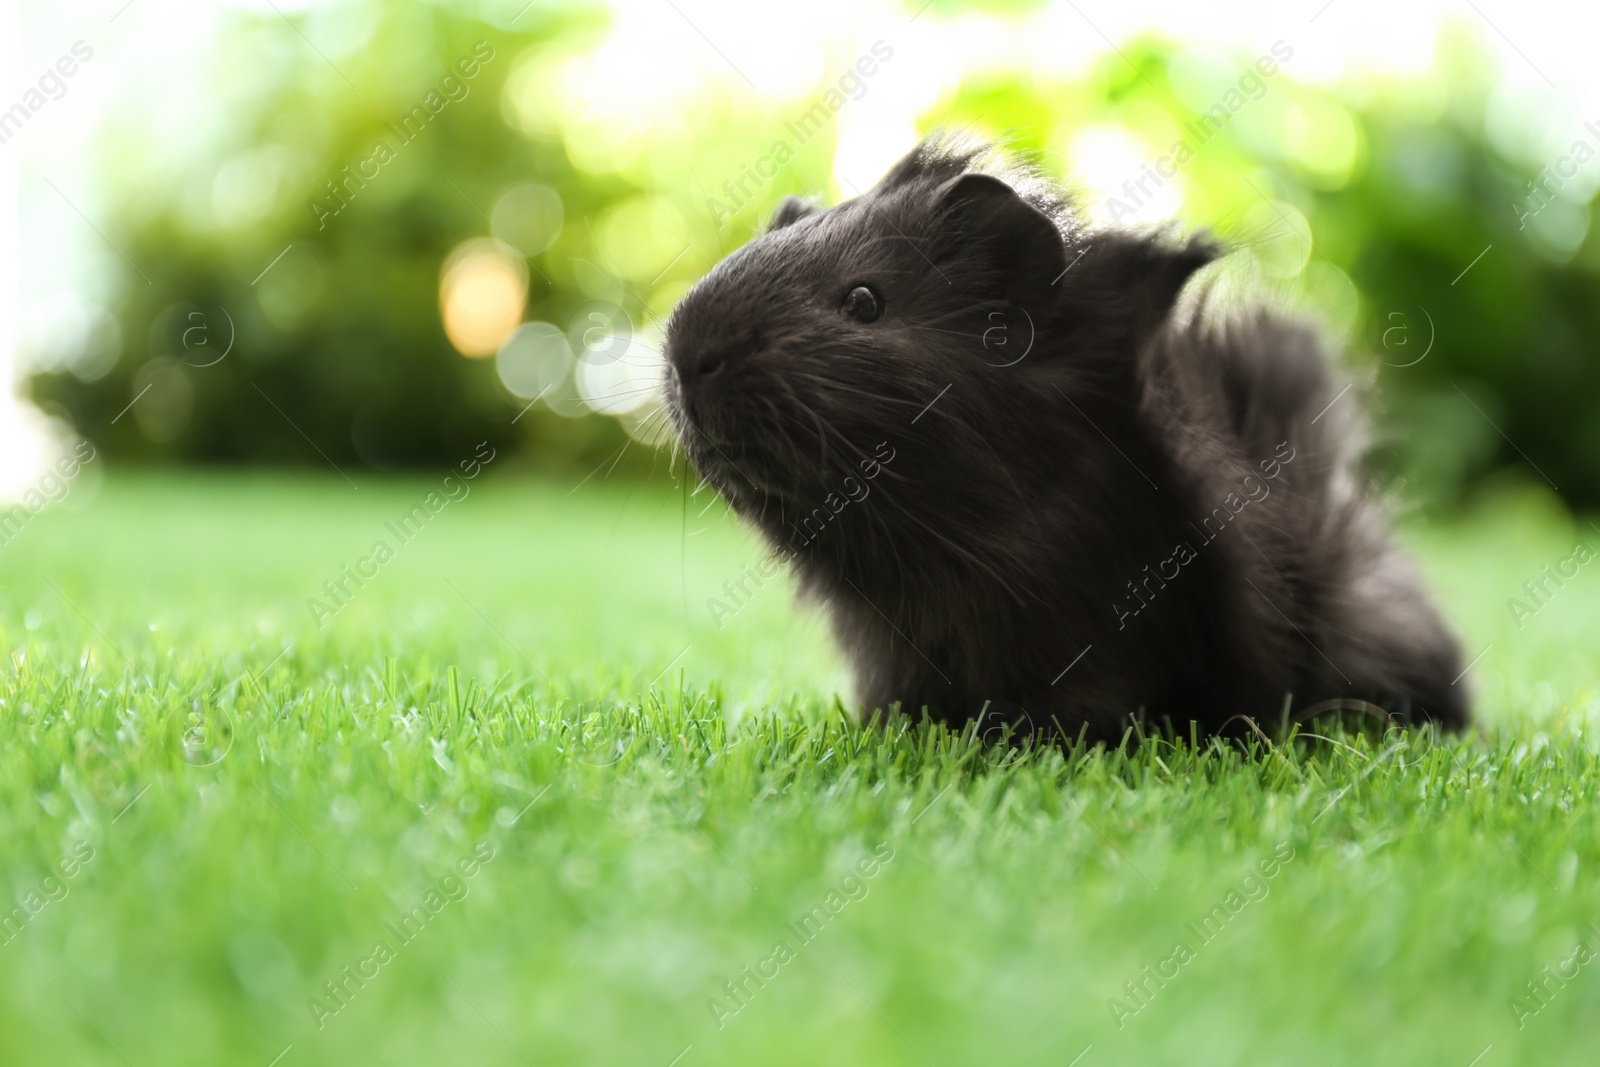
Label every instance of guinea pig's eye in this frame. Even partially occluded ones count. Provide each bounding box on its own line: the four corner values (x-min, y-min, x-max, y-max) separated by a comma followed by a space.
841, 285, 882, 323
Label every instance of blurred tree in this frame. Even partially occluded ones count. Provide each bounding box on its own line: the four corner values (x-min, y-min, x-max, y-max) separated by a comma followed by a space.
30, 2, 646, 472
1326, 102, 1600, 506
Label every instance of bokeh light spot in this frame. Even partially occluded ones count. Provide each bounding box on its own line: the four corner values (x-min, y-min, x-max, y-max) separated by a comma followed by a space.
490, 183, 564, 257
440, 239, 528, 358
577, 325, 665, 417
497, 321, 573, 400
131, 358, 194, 443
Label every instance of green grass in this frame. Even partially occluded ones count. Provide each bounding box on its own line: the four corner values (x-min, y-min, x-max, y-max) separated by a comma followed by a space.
2, 470, 1599, 1066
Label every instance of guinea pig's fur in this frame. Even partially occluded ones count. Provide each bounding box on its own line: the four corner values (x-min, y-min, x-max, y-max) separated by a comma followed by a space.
664, 134, 1467, 743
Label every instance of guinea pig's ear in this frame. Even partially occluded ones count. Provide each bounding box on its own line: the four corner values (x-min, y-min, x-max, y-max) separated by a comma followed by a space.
768, 196, 818, 232
935, 173, 1067, 315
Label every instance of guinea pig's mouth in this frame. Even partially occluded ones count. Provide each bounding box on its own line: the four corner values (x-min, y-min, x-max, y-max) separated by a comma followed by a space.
666, 402, 796, 502
663, 361, 815, 505
689, 434, 797, 501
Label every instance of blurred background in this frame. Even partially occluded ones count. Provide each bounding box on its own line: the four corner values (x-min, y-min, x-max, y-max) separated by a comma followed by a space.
6, 0, 1600, 507
7, 7, 1600, 1064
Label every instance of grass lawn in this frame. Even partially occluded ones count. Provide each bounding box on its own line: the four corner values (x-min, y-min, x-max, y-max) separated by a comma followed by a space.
2, 469, 1598, 1066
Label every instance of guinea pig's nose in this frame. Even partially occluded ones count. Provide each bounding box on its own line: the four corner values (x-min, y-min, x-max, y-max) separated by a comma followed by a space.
679, 342, 738, 384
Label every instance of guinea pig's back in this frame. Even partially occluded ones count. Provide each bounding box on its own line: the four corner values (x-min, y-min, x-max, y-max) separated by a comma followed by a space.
1135, 307, 1468, 727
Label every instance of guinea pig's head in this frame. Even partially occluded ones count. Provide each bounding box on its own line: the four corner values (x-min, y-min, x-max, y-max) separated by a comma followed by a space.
665, 139, 1066, 509
663, 135, 1214, 559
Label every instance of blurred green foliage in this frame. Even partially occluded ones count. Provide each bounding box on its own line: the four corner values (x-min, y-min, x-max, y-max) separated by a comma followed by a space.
25, 3, 1600, 505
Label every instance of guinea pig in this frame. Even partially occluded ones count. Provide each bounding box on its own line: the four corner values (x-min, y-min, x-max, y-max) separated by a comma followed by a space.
663, 134, 1467, 743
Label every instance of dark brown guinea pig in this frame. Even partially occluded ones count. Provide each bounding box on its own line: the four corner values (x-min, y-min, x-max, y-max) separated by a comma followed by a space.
663, 133, 1467, 744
